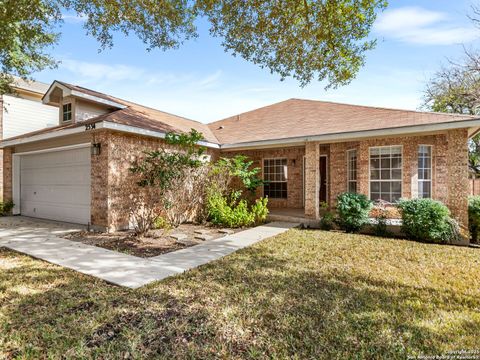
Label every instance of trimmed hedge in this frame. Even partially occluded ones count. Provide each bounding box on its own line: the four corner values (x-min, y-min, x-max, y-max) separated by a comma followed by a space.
336, 193, 373, 233
397, 198, 459, 244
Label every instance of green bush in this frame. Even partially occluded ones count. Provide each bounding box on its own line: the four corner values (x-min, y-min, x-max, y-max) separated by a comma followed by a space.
250, 197, 269, 225
397, 198, 458, 244
335, 192, 373, 233
468, 196, 480, 242
207, 191, 268, 228
0, 200, 14, 216
319, 212, 335, 231
153, 216, 172, 230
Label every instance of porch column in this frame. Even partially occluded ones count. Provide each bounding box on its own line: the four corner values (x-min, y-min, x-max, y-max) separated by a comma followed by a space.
305, 141, 320, 219
446, 129, 469, 227
357, 141, 369, 196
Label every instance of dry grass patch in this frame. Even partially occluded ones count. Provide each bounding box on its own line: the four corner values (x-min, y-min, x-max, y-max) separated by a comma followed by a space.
1, 229, 479, 359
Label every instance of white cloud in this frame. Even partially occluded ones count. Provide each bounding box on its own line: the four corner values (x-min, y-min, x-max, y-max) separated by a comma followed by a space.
60, 59, 145, 82
374, 6, 478, 45
61, 13, 87, 24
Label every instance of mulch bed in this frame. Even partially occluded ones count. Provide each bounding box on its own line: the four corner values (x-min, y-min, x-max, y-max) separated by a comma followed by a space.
63, 223, 240, 258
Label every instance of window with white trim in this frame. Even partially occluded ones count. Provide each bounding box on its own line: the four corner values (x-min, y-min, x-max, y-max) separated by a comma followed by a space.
369, 146, 402, 203
347, 149, 357, 193
418, 145, 432, 198
63, 103, 72, 122
263, 158, 287, 199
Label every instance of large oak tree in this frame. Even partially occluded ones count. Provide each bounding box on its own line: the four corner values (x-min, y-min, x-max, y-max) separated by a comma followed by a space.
0, 0, 387, 92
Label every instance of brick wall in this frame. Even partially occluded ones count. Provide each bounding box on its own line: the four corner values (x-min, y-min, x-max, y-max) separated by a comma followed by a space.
2, 147, 12, 203
224, 146, 305, 209
323, 131, 469, 226
93, 130, 219, 231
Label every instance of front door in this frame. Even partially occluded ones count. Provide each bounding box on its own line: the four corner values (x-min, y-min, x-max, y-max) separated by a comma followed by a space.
319, 156, 328, 204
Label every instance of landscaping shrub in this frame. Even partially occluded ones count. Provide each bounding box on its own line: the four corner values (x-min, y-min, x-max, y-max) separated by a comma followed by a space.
468, 196, 480, 242
319, 212, 335, 231
207, 191, 268, 228
0, 200, 14, 216
250, 197, 269, 225
335, 192, 373, 233
397, 198, 458, 244
153, 216, 172, 230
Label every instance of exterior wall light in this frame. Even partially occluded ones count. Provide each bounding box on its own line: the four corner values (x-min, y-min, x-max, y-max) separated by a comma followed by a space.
91, 143, 101, 156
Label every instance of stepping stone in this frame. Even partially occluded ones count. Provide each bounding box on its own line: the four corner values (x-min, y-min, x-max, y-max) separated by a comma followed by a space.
194, 234, 213, 241
218, 229, 234, 235
194, 229, 211, 235
170, 233, 188, 241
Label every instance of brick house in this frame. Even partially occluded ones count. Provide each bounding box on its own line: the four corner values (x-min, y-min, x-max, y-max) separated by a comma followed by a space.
1, 81, 479, 231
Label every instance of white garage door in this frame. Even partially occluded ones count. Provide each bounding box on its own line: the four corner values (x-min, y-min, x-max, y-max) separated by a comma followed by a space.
19, 146, 91, 224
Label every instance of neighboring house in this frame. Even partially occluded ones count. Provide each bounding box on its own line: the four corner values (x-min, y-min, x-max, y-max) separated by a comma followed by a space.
0, 77, 58, 199
1, 80, 479, 231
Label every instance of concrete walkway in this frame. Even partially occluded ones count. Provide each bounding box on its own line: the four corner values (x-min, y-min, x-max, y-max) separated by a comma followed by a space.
0, 217, 298, 289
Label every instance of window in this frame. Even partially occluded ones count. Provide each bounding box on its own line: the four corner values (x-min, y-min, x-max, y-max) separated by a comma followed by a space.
369, 146, 402, 203
418, 145, 432, 198
263, 158, 287, 199
347, 149, 357, 193
63, 103, 72, 122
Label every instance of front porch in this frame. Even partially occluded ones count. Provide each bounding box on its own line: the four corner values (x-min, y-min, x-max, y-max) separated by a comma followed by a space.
230, 129, 470, 227
267, 208, 324, 228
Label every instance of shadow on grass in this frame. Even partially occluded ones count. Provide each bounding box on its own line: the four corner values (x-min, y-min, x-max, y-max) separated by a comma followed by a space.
1, 241, 479, 359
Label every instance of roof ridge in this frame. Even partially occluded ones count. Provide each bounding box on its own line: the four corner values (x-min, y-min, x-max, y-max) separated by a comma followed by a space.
288, 98, 477, 118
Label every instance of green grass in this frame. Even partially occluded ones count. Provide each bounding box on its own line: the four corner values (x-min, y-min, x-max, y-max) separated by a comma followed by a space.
1, 229, 480, 359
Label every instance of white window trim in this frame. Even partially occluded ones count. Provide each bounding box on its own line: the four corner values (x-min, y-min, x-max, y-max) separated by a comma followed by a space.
319, 154, 328, 204
368, 145, 403, 202
62, 103, 72, 122
346, 149, 357, 193
418, 144, 433, 199
262, 157, 288, 199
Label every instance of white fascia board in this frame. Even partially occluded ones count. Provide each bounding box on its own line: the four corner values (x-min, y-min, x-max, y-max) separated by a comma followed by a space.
102, 121, 221, 149
70, 90, 127, 109
220, 118, 480, 150
0, 123, 101, 148
0, 121, 221, 149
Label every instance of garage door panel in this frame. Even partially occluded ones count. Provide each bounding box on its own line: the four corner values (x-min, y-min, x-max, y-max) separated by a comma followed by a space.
19, 147, 91, 224
20, 185, 91, 205
20, 165, 91, 185
20, 201, 90, 225
21, 150, 89, 169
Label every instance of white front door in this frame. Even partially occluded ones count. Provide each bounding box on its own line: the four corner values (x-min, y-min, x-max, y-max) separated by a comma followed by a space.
19, 146, 91, 224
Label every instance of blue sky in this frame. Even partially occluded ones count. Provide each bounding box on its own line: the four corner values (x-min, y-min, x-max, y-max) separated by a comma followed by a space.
36, 0, 480, 123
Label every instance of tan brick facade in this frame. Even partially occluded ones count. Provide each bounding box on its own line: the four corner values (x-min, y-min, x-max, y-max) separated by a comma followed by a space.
1, 127, 470, 230
92, 130, 219, 231
224, 147, 305, 210
303, 130, 470, 227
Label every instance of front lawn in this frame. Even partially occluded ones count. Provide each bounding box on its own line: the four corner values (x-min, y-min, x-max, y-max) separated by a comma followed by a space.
1, 230, 479, 359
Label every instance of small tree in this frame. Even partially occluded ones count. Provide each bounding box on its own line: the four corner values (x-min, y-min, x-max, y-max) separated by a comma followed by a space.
129, 129, 207, 234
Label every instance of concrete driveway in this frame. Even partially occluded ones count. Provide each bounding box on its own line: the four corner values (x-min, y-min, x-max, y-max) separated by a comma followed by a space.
0, 216, 298, 288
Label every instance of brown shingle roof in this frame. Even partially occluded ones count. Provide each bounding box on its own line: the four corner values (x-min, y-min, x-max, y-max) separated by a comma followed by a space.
25, 81, 220, 144
208, 99, 479, 145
